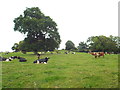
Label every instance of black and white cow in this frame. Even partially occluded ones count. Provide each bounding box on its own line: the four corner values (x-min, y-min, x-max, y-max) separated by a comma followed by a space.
33, 57, 50, 64
0, 56, 27, 62
10, 56, 18, 59
0, 57, 7, 61
0, 57, 12, 61
17, 57, 27, 62
5, 58, 12, 61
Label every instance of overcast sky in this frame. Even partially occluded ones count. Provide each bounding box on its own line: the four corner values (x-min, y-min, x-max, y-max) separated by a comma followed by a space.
0, 0, 119, 52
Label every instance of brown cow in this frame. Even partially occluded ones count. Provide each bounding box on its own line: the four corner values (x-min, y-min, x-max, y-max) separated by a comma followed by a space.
90, 52, 104, 58
98, 52, 104, 57
89, 52, 99, 58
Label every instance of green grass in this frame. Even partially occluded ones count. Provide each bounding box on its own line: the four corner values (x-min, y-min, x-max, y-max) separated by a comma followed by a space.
1, 52, 118, 88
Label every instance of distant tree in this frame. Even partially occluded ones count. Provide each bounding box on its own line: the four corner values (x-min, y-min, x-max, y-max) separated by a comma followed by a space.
65, 40, 76, 51
13, 7, 61, 53
109, 35, 120, 53
87, 35, 118, 52
77, 41, 88, 51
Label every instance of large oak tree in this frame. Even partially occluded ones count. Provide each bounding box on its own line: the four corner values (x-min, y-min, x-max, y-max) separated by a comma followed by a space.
13, 7, 61, 53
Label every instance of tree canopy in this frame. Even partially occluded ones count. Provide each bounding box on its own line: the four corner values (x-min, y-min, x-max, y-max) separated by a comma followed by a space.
77, 42, 88, 51
13, 7, 61, 53
87, 35, 119, 53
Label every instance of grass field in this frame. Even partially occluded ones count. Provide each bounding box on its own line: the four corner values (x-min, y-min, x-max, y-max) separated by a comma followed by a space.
1, 51, 118, 88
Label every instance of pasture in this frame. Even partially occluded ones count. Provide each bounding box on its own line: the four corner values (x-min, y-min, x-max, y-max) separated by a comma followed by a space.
1, 51, 118, 88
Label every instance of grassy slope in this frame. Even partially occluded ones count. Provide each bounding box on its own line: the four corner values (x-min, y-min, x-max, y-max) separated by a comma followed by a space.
2, 52, 118, 88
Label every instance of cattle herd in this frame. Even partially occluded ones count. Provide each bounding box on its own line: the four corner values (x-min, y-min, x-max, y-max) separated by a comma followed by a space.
0, 51, 114, 64
0, 55, 50, 64
0, 56, 27, 62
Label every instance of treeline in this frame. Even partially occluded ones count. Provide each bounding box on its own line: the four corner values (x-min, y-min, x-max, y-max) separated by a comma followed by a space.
65, 35, 120, 53
11, 7, 119, 54
12, 35, 119, 54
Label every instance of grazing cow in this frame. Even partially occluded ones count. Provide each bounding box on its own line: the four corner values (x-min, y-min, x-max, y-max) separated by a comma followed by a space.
98, 52, 104, 57
94, 52, 99, 58
89, 52, 96, 58
90, 52, 104, 58
33, 57, 50, 64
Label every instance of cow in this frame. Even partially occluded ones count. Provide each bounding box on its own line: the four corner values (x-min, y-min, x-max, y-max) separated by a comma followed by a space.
9, 56, 27, 62
18, 57, 27, 62
33, 57, 50, 64
0, 56, 27, 62
0, 57, 12, 61
90, 52, 99, 58
89, 52, 104, 58
9, 56, 18, 59
0, 57, 7, 61
98, 52, 104, 58
5, 58, 12, 61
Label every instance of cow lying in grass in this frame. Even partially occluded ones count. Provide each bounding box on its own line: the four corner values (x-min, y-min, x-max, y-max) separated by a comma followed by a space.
0, 56, 27, 62
17, 56, 27, 62
0, 56, 12, 61
9, 56, 27, 62
10, 56, 18, 59
18, 57, 27, 62
33, 57, 50, 64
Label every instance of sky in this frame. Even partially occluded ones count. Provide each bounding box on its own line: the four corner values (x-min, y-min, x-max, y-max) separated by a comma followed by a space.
0, 0, 119, 52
